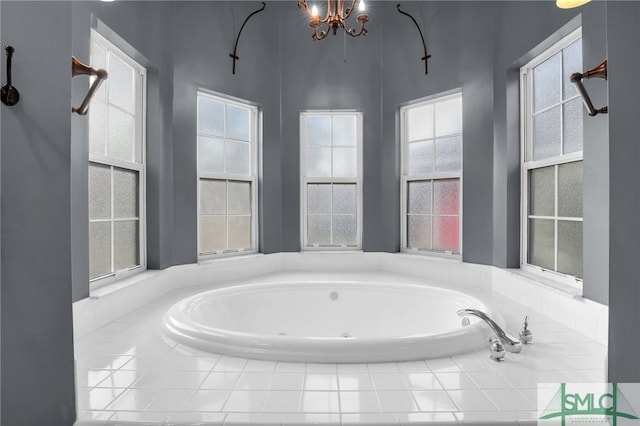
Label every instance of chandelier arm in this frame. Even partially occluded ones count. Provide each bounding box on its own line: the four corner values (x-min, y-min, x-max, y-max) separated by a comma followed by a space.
344, 0, 359, 19
346, 25, 367, 37
396, 4, 431, 75
314, 27, 329, 40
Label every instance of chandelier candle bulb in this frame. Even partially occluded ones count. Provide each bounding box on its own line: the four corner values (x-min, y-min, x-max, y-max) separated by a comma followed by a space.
359, 0, 366, 12
311, 5, 319, 17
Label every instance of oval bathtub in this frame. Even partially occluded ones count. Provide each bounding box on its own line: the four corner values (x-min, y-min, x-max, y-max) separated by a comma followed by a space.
163, 279, 496, 363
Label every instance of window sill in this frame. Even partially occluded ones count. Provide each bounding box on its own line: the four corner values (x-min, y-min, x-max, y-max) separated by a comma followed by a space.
510, 268, 582, 298
401, 249, 462, 262
89, 269, 160, 299
198, 251, 262, 265
300, 249, 364, 254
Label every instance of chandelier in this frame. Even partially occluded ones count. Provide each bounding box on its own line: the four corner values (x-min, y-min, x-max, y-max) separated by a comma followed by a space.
298, 0, 369, 41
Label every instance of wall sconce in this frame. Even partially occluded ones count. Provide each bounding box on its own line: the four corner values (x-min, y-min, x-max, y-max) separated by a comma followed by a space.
1, 46, 20, 106
570, 60, 607, 117
71, 56, 108, 115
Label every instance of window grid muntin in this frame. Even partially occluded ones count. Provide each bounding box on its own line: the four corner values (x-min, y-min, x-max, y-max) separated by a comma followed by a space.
89, 30, 146, 286
300, 111, 363, 250
401, 91, 463, 255
197, 91, 258, 258
521, 28, 583, 284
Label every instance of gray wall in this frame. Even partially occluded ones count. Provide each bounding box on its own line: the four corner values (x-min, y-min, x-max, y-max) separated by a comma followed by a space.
1, 2, 76, 425
607, 0, 640, 383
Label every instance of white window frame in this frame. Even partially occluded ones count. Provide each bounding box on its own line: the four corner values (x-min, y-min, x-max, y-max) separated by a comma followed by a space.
400, 91, 463, 257
197, 90, 259, 260
300, 110, 363, 251
89, 29, 147, 289
520, 27, 583, 289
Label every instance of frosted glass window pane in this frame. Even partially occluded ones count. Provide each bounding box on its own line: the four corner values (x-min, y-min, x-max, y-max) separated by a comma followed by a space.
228, 216, 251, 249
533, 52, 561, 112
433, 179, 460, 215
107, 106, 135, 162
408, 140, 434, 175
333, 184, 356, 214
114, 220, 139, 271
533, 106, 561, 161
563, 97, 583, 154
113, 168, 138, 219
435, 97, 462, 137
557, 220, 583, 278
308, 184, 331, 214
198, 97, 224, 137
408, 215, 431, 249
89, 163, 111, 220
226, 140, 250, 175
307, 215, 331, 245
198, 136, 224, 174
89, 100, 106, 156
528, 219, 555, 270
433, 216, 460, 252
200, 216, 226, 253
307, 115, 331, 146
226, 104, 250, 141
89, 222, 111, 280
408, 181, 432, 214
563, 39, 582, 99
333, 148, 357, 178
333, 215, 357, 245
200, 179, 226, 215
108, 53, 134, 113
529, 166, 555, 216
307, 148, 331, 177
408, 104, 434, 141
558, 161, 583, 217
228, 181, 251, 215
332, 115, 356, 146
435, 136, 461, 172
90, 41, 107, 102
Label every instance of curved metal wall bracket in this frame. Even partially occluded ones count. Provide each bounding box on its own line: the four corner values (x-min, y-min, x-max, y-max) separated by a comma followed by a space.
230, 2, 266, 75
571, 60, 608, 117
72, 56, 108, 116
396, 4, 431, 75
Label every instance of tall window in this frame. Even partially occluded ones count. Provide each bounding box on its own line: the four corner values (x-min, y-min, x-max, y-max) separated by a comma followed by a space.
521, 29, 583, 283
197, 91, 258, 257
401, 92, 463, 255
88, 30, 146, 284
300, 111, 362, 250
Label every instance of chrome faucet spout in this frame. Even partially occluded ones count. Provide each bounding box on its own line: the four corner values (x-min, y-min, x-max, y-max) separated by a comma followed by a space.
457, 308, 522, 354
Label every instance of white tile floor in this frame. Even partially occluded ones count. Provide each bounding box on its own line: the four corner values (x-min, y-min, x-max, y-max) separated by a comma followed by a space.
74, 275, 607, 425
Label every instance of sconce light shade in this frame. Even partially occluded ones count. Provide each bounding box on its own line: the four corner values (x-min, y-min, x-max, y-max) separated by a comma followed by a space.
556, 0, 591, 9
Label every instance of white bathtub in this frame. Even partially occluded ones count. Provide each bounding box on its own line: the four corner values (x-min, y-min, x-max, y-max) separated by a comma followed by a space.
163, 276, 496, 362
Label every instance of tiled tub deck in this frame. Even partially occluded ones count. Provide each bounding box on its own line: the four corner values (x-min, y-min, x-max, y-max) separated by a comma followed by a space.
74, 270, 606, 426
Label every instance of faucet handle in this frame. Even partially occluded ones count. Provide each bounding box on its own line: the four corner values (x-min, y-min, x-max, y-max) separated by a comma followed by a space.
487, 337, 506, 362
519, 316, 533, 344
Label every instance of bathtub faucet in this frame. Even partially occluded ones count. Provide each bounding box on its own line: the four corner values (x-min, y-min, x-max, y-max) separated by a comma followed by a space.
457, 309, 522, 354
